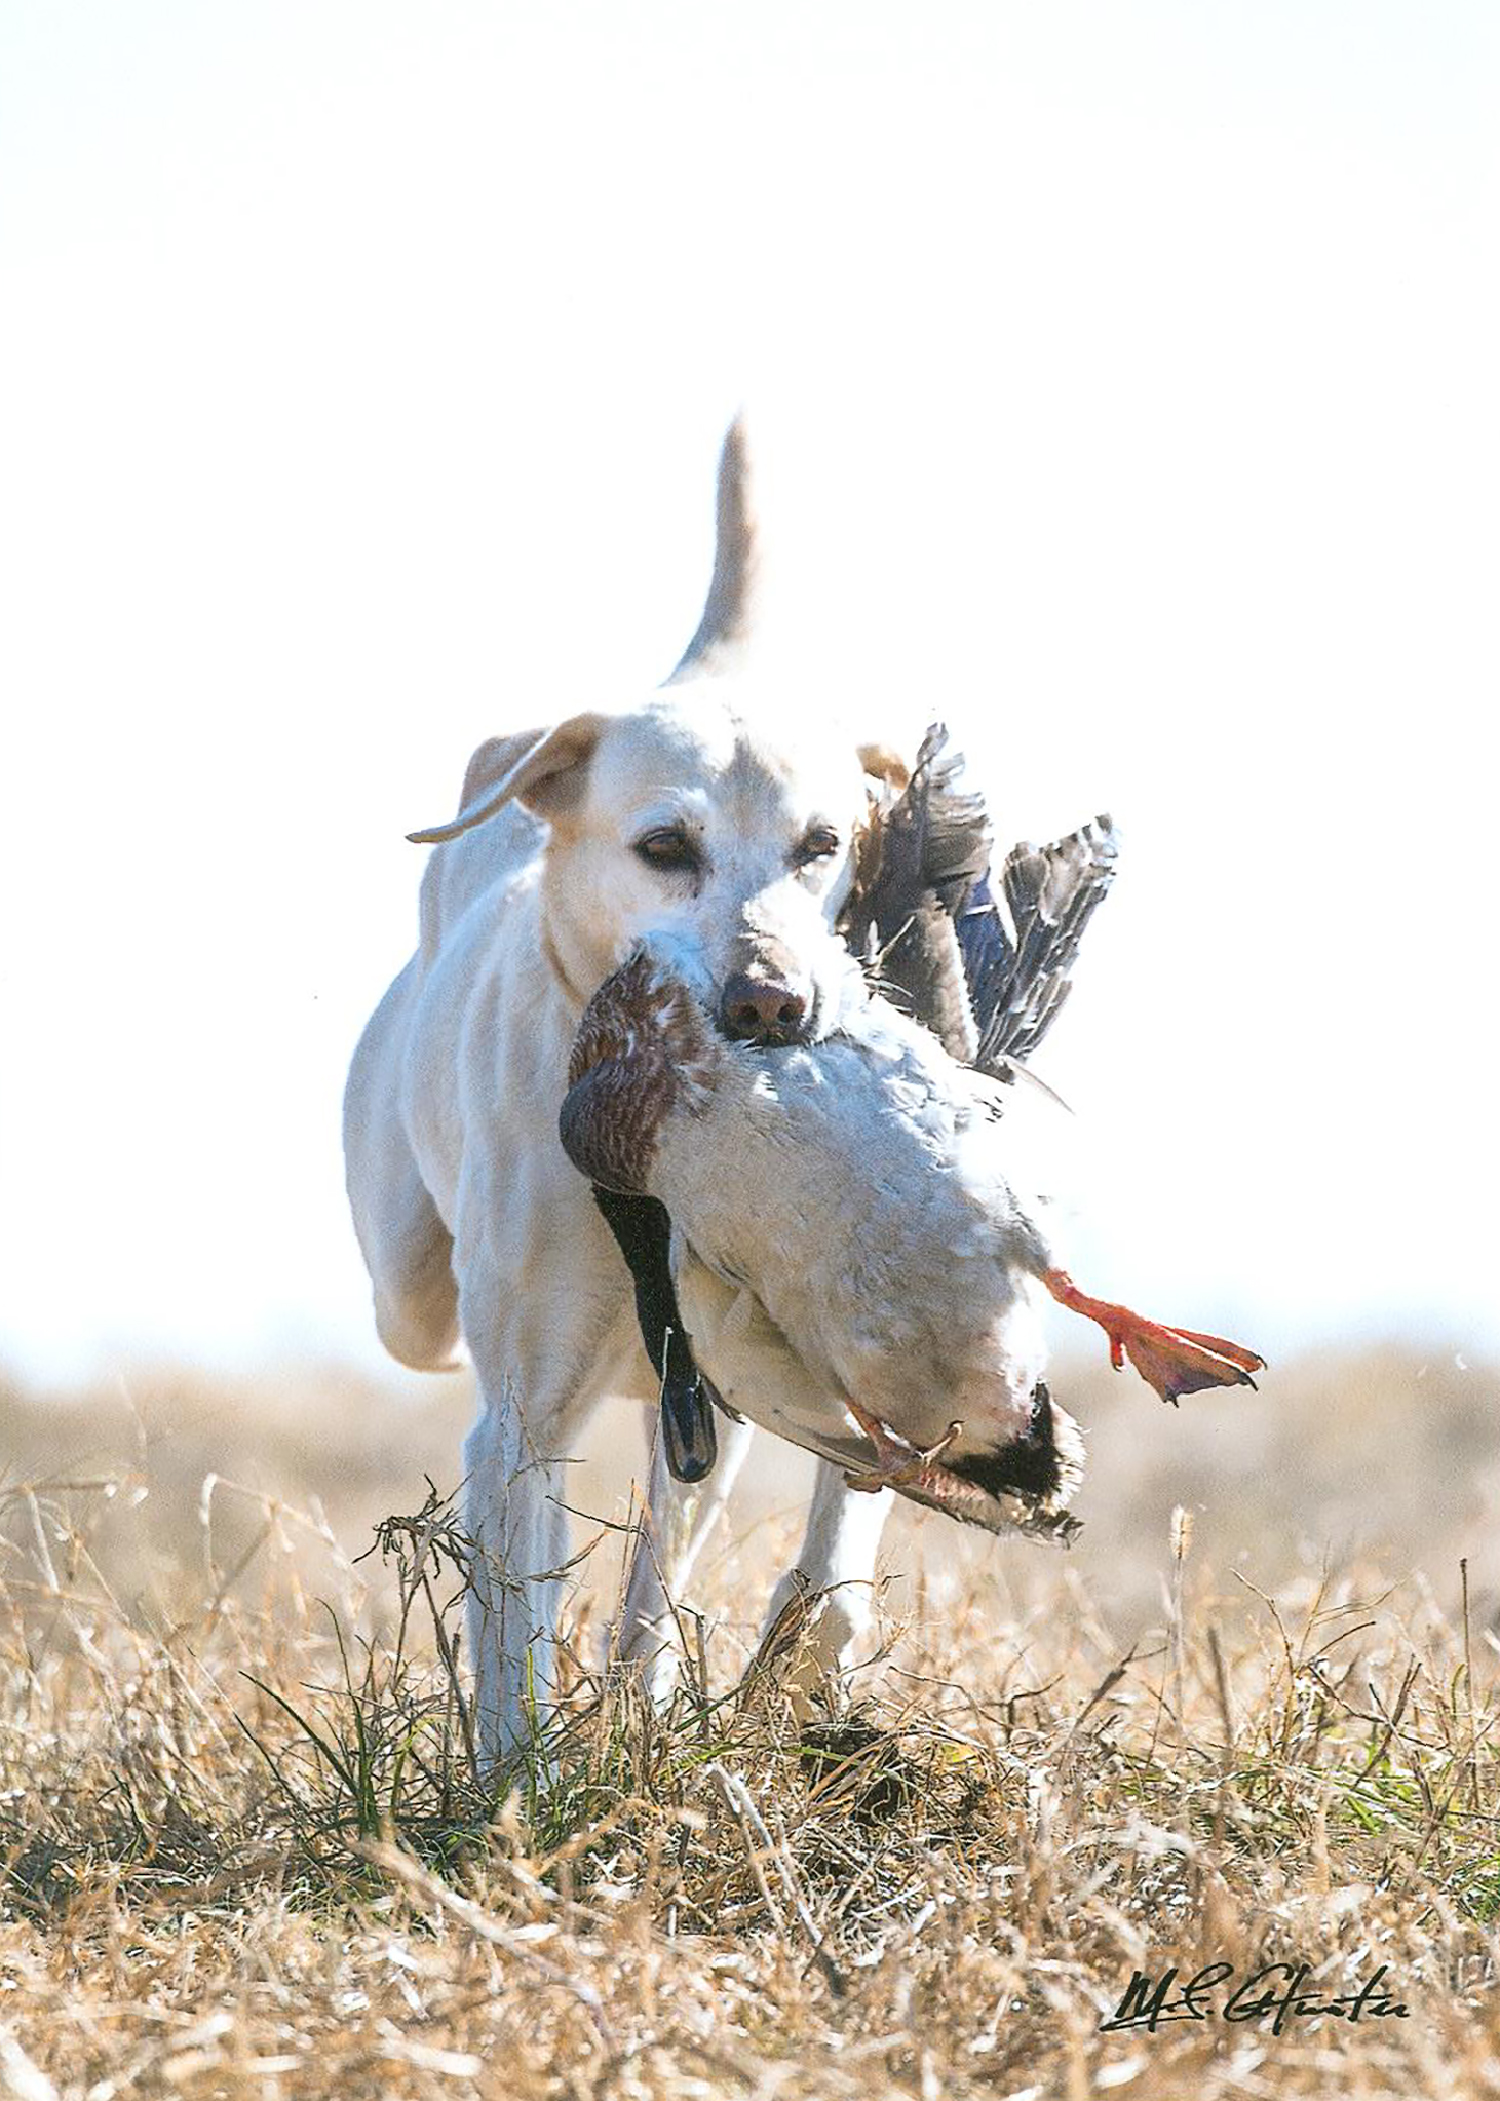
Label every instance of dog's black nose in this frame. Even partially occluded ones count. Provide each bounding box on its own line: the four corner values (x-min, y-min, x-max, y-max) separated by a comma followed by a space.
718, 972, 810, 1044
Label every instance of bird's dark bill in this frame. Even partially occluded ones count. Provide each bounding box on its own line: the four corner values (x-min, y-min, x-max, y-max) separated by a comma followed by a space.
661, 1369, 718, 1484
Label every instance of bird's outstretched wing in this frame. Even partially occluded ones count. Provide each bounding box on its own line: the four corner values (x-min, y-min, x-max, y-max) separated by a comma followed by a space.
961, 814, 1118, 1072
840, 721, 992, 1062
841, 720, 1117, 1075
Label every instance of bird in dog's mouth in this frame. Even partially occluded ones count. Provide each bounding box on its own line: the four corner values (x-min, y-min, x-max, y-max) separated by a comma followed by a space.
557, 733, 1263, 1539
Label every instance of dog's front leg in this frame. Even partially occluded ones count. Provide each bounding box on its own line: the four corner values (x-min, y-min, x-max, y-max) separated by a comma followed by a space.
757, 1460, 892, 1701
460, 1389, 582, 1778
454, 1210, 625, 1776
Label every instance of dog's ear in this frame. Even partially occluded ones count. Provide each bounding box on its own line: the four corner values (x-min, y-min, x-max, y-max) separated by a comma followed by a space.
408, 714, 612, 843
857, 740, 912, 795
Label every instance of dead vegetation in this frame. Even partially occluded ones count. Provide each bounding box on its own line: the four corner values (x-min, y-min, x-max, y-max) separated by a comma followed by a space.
0, 1344, 1497, 2098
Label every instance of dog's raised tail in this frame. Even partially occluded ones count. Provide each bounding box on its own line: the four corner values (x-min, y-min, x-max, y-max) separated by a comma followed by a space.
667, 414, 759, 681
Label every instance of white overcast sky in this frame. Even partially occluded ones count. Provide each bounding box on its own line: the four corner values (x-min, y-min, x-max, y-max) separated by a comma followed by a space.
1, 3, 1496, 1387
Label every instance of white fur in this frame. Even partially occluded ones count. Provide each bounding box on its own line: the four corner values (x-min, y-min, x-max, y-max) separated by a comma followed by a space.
344, 668, 911, 1767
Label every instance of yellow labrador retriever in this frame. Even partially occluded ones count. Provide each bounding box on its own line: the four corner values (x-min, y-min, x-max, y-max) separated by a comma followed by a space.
344, 425, 911, 1767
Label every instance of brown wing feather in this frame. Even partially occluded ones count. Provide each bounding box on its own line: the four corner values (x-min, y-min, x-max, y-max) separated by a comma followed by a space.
839, 720, 993, 1061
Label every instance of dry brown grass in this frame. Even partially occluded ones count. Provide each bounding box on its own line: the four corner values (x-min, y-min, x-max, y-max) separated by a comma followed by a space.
1, 1343, 1497, 2098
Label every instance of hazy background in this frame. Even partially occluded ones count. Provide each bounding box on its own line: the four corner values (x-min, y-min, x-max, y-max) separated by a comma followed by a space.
2, 2, 1496, 1391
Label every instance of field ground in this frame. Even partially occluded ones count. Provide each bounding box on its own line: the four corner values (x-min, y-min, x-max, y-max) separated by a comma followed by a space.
1, 1342, 1497, 2098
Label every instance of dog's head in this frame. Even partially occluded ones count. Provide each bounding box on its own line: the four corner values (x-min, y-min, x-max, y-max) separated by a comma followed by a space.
413, 688, 911, 1043
408, 419, 917, 1041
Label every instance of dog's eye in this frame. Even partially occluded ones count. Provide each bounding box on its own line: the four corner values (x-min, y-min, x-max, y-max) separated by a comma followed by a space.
634, 828, 701, 875
793, 827, 841, 868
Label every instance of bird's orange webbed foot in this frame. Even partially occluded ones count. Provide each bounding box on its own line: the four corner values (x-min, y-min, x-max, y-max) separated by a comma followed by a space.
842, 1399, 963, 1492
1043, 1268, 1265, 1406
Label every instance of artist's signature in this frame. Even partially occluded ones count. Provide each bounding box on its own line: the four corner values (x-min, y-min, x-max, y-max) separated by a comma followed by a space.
1100, 1960, 1410, 2035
